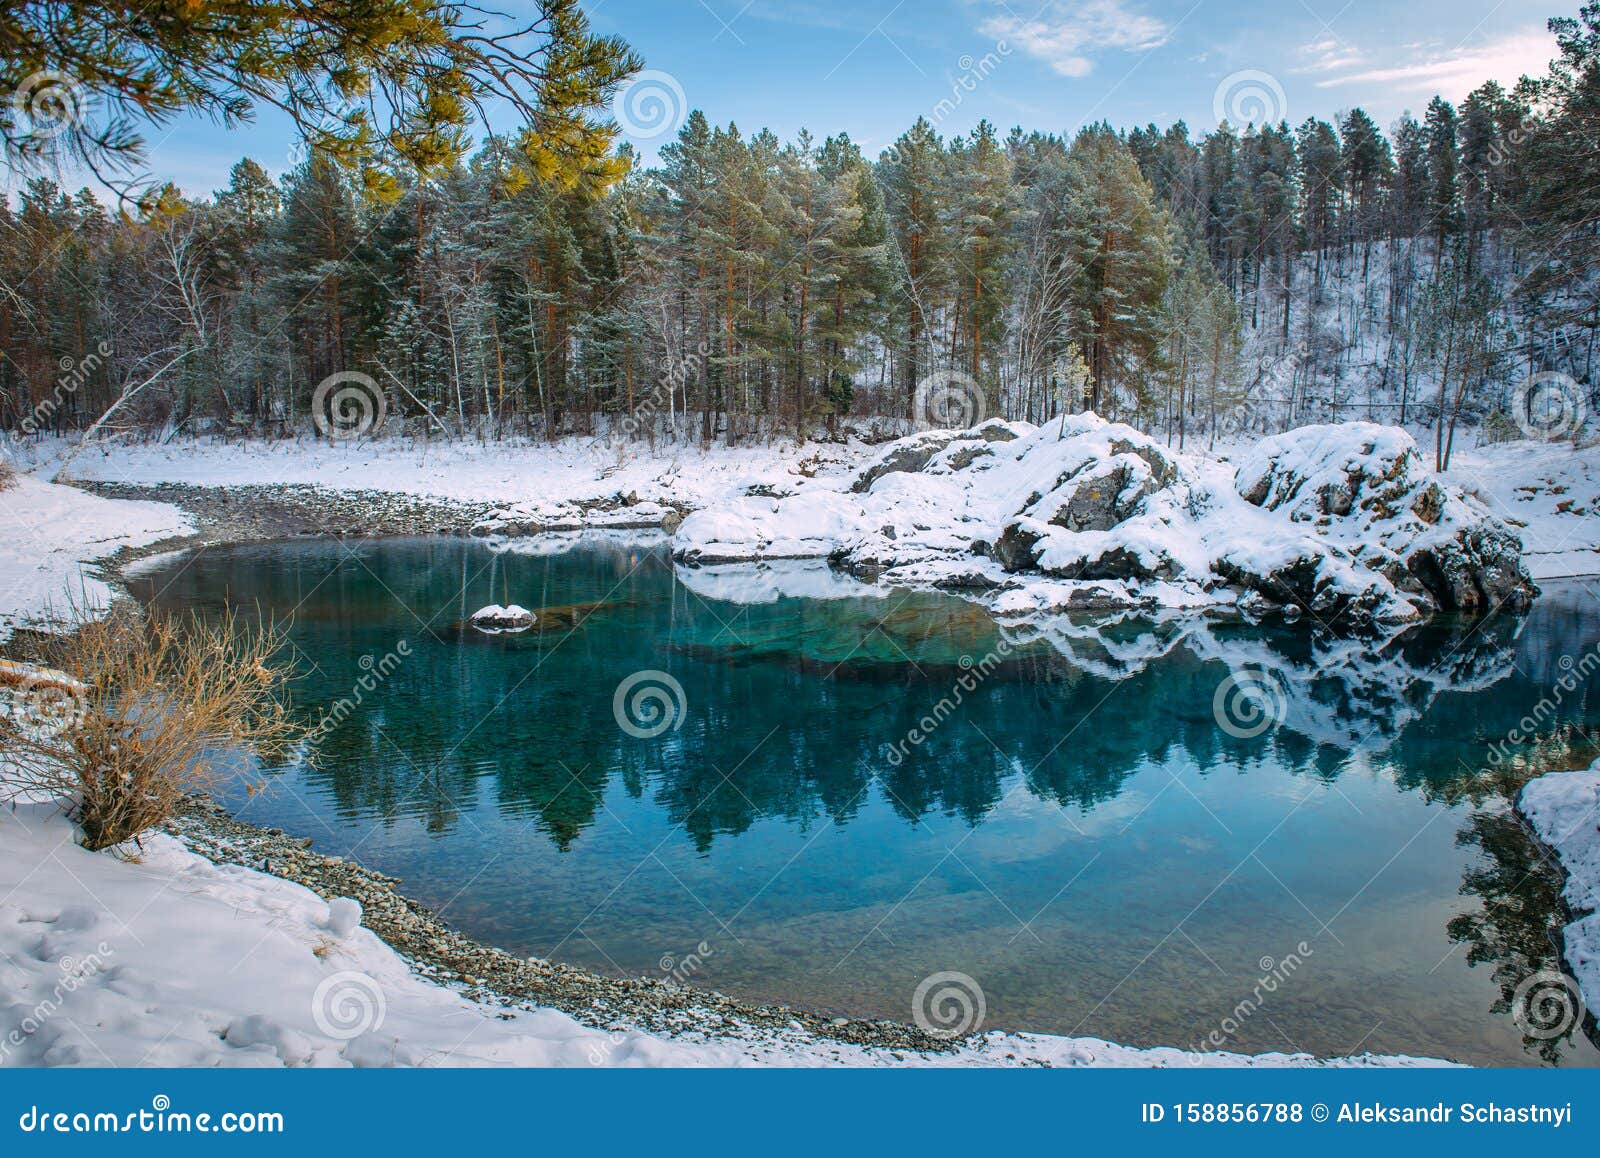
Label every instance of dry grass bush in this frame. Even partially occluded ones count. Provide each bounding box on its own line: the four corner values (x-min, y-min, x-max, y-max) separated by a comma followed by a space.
0, 456, 16, 490
0, 607, 307, 850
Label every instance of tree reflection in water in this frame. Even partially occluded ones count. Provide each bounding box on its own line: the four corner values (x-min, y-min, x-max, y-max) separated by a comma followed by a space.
127, 536, 1600, 1065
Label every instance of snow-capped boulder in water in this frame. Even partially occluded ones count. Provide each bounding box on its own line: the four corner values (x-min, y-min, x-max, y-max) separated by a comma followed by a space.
672, 415, 1538, 626
470, 604, 534, 632
1232, 423, 1536, 613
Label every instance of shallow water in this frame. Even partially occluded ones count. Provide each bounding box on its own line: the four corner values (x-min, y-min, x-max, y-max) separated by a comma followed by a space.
130, 535, 1600, 1066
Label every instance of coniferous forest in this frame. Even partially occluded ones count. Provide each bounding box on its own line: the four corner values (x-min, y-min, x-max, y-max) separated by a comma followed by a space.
3, 5, 1598, 454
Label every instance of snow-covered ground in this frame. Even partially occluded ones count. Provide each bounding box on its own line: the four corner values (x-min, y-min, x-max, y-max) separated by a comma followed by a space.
0, 801, 1452, 1068
2, 428, 1596, 1068
10, 429, 1597, 586
0, 475, 191, 643
1520, 761, 1600, 1027
1444, 440, 1600, 582
17, 433, 864, 517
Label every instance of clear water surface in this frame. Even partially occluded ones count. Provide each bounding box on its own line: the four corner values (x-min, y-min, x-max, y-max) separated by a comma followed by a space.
129, 535, 1600, 1066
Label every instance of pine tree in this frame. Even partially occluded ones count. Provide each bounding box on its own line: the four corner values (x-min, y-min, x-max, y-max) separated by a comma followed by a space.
948, 120, 1013, 398
1058, 128, 1173, 416
1425, 97, 1463, 263
1, 0, 641, 199
878, 117, 949, 413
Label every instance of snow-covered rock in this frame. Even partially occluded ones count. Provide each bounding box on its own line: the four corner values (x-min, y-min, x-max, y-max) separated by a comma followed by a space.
673, 416, 1537, 626
848, 419, 1026, 493
470, 604, 534, 632
470, 498, 674, 537
1234, 423, 1535, 613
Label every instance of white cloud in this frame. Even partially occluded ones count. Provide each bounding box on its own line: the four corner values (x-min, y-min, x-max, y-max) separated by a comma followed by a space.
978, 0, 1171, 79
1313, 27, 1555, 101
1292, 34, 1367, 76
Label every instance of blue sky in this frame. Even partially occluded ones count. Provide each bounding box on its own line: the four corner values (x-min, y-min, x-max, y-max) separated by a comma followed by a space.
17, 0, 1576, 199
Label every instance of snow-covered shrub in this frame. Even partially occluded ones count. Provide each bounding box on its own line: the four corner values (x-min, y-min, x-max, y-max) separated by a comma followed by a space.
0, 608, 306, 850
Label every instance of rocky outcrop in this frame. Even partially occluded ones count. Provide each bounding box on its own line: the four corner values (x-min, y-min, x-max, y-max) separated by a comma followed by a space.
1233, 424, 1536, 614
469, 495, 682, 537
848, 419, 1022, 493
673, 416, 1539, 626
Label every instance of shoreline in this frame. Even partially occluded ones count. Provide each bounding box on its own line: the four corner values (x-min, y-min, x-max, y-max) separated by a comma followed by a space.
161, 796, 964, 1056
8, 472, 1583, 1066
5, 479, 991, 1062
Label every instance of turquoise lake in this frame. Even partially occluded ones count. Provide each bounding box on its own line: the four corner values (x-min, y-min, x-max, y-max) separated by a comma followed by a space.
129, 535, 1600, 1066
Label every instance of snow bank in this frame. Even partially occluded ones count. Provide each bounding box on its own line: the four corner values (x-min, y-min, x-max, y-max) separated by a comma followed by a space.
0, 476, 190, 642
1519, 761, 1600, 1022
1446, 438, 1600, 581
674, 417, 1534, 625
0, 802, 1452, 1068
33, 433, 863, 515
470, 499, 674, 536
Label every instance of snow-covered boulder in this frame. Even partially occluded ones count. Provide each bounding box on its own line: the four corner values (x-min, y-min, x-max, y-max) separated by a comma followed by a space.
1233, 423, 1536, 613
987, 426, 1195, 583
849, 419, 1026, 493
470, 604, 533, 632
672, 415, 1538, 626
